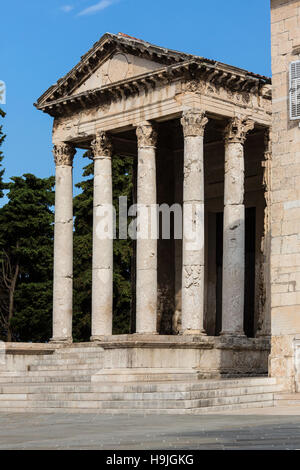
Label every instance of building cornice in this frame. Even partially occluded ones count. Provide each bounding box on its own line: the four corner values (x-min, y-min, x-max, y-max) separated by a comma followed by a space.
35, 59, 271, 118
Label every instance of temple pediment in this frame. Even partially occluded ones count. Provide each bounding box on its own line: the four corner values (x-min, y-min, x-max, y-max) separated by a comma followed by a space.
36, 33, 190, 109
72, 52, 163, 96
35, 32, 271, 118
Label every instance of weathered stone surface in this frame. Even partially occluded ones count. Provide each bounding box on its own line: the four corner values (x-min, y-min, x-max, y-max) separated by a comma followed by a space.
52, 145, 76, 343
270, 0, 300, 391
221, 118, 254, 337
181, 109, 207, 334
91, 132, 113, 339
136, 122, 157, 334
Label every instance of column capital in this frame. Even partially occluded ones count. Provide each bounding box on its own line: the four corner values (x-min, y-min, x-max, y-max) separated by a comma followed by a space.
53, 143, 76, 167
91, 131, 113, 159
136, 121, 158, 148
224, 116, 255, 144
181, 109, 208, 138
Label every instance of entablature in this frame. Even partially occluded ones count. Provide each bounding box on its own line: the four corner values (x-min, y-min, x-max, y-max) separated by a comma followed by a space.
39, 59, 271, 118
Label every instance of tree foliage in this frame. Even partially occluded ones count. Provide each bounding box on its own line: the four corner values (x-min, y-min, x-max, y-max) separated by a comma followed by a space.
0, 174, 55, 341
0, 124, 133, 341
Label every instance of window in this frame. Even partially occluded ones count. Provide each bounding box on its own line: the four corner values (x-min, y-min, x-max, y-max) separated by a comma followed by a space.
290, 61, 300, 120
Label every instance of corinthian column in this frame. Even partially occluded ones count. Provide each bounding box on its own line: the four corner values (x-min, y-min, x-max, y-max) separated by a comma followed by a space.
181, 109, 208, 335
90, 132, 113, 339
52, 143, 76, 343
136, 122, 158, 334
221, 116, 254, 336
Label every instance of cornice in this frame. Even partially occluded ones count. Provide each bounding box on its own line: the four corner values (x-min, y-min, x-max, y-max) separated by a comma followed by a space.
35, 59, 271, 118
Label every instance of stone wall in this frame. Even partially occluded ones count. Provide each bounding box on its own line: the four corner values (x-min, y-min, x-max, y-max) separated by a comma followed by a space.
270, 0, 300, 391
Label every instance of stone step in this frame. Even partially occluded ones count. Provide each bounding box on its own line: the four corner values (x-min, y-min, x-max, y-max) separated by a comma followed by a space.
0, 375, 92, 384
0, 375, 277, 389
192, 400, 275, 415
31, 356, 104, 366
0, 392, 275, 410
0, 401, 275, 415
0, 382, 281, 398
29, 362, 103, 371
91, 368, 208, 383
0, 394, 27, 400
0, 370, 278, 385
0, 372, 279, 415
23, 385, 280, 402
91, 376, 278, 390
54, 347, 104, 355
0, 383, 92, 394
0, 368, 98, 378
275, 393, 300, 400
274, 393, 300, 406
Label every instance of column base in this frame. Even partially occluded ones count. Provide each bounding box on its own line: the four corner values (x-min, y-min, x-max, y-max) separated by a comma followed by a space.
50, 337, 73, 345
90, 336, 110, 342
181, 329, 207, 336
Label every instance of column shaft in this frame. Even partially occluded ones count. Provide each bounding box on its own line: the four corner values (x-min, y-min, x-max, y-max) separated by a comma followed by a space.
136, 122, 158, 334
221, 116, 254, 336
91, 132, 113, 338
52, 143, 75, 343
181, 109, 208, 334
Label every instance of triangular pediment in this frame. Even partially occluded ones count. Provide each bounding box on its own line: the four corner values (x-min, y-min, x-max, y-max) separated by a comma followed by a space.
72, 52, 163, 96
35, 32, 272, 117
36, 33, 191, 108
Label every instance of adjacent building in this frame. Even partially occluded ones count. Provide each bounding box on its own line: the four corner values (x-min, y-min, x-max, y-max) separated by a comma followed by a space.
270, 0, 300, 391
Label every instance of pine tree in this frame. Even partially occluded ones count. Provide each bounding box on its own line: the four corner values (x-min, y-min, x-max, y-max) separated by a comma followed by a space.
0, 174, 55, 341
73, 153, 134, 341
111, 155, 134, 334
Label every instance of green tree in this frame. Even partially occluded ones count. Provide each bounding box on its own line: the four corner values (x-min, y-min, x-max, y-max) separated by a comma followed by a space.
73, 153, 134, 341
0, 107, 6, 199
111, 155, 134, 334
0, 174, 55, 342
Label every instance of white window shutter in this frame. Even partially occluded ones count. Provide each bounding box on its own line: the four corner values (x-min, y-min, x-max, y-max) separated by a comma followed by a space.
290, 61, 300, 120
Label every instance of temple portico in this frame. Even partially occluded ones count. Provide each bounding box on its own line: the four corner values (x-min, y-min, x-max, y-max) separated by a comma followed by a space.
35, 32, 272, 377
50, 113, 269, 342
3, 4, 300, 416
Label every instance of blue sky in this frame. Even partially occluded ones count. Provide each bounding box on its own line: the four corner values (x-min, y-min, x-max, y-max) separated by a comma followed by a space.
1, 0, 271, 196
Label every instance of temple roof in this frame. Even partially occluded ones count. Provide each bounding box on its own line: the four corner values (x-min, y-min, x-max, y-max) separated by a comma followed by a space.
35, 32, 271, 117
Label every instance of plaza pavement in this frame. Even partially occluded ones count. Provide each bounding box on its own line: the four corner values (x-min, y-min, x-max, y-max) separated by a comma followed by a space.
0, 407, 300, 450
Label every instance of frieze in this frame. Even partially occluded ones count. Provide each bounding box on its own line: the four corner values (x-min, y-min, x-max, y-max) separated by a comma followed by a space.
183, 78, 261, 109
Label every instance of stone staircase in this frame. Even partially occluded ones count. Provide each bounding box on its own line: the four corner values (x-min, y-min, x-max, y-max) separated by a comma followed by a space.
0, 346, 283, 414
274, 393, 300, 407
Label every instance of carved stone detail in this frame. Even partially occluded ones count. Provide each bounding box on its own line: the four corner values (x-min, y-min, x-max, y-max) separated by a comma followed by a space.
91, 131, 113, 159
53, 143, 76, 166
184, 266, 202, 289
224, 116, 255, 144
136, 122, 158, 148
183, 79, 255, 107
181, 109, 208, 138
183, 79, 207, 94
